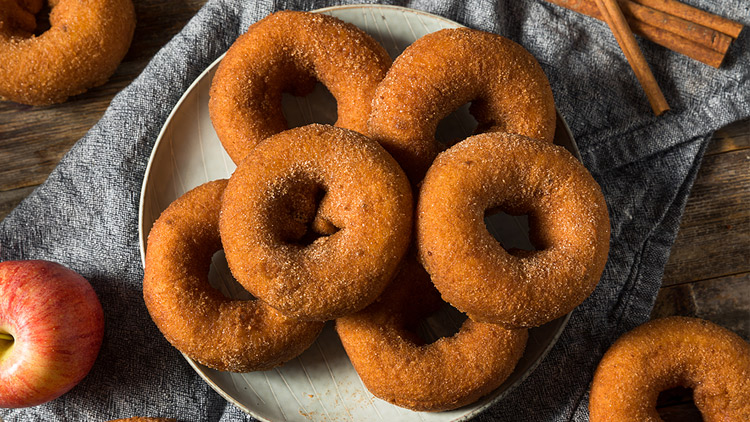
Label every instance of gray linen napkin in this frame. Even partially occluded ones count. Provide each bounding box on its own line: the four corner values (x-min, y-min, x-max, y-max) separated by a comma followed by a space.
1, 0, 748, 420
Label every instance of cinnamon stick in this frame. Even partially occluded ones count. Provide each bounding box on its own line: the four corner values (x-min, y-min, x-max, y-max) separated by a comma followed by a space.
543, 0, 741, 68
595, 0, 670, 115
628, 18, 726, 68
621, 1, 732, 56
632, 0, 744, 39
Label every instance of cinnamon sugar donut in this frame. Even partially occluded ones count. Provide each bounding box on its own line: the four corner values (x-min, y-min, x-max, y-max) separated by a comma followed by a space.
336, 254, 528, 411
220, 124, 412, 321
143, 180, 324, 372
368, 27, 556, 182
209, 10, 392, 163
417, 133, 610, 328
590, 317, 750, 422
0, 0, 136, 105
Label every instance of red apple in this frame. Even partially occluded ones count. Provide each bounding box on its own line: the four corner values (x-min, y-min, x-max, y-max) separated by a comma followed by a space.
0, 260, 104, 408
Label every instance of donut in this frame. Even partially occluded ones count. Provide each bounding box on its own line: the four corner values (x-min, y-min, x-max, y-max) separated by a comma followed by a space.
209, 10, 392, 164
336, 254, 528, 411
220, 124, 412, 321
368, 27, 556, 182
417, 132, 610, 328
589, 317, 750, 421
0, 0, 136, 105
143, 179, 324, 372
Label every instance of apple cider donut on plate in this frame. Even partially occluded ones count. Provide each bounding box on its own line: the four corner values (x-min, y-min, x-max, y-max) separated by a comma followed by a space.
0, 0, 136, 105
220, 124, 413, 322
368, 27, 556, 182
417, 132, 610, 328
336, 254, 528, 411
143, 180, 324, 372
209, 10, 392, 163
590, 317, 750, 422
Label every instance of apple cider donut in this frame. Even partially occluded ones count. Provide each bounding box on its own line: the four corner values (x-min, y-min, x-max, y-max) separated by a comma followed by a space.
336, 254, 528, 411
590, 317, 750, 422
220, 124, 412, 321
209, 10, 392, 163
368, 27, 556, 182
143, 180, 324, 372
0, 0, 136, 105
417, 133, 610, 328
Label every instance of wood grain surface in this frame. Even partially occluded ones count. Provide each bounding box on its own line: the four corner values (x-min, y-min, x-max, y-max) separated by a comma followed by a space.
653, 121, 749, 420
0, 1, 747, 420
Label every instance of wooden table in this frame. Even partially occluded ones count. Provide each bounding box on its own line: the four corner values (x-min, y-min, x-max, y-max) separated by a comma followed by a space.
0, 2, 747, 420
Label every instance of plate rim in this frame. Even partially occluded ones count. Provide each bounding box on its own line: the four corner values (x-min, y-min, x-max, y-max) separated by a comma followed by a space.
137, 4, 575, 421
137, 52, 227, 267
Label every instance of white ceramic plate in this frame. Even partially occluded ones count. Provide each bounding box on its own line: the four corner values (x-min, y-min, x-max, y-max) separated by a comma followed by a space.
139, 5, 577, 421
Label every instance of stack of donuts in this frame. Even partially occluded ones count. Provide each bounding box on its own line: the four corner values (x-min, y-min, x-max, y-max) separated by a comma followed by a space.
142, 10, 611, 412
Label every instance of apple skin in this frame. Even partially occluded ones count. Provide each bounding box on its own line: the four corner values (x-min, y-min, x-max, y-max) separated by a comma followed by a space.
0, 260, 104, 408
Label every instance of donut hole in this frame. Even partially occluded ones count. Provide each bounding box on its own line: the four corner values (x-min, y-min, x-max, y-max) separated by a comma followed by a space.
435, 103, 478, 149
32, 3, 52, 36
413, 302, 468, 345
1, 0, 50, 38
207, 250, 255, 301
269, 178, 340, 247
656, 386, 702, 421
484, 210, 536, 252
281, 83, 337, 128
296, 210, 340, 246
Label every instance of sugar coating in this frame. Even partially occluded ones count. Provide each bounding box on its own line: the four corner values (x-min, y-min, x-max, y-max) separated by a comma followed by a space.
220, 124, 413, 321
589, 317, 750, 422
336, 254, 528, 411
416, 132, 611, 328
209, 10, 392, 164
0, 0, 135, 105
368, 27, 557, 183
143, 180, 324, 372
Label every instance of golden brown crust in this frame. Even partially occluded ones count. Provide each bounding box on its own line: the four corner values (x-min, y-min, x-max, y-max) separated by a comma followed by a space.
220, 124, 413, 321
416, 133, 610, 328
209, 10, 392, 164
0, 0, 136, 105
336, 255, 528, 411
589, 317, 750, 422
143, 180, 324, 372
368, 27, 556, 182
